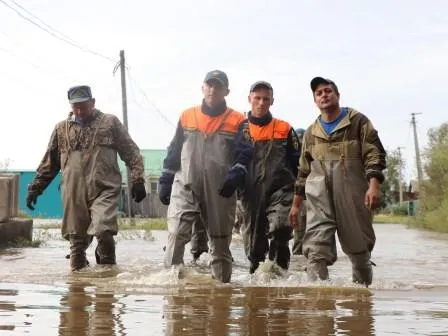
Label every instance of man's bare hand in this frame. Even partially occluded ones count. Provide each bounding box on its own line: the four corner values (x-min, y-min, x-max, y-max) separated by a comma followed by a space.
289, 195, 303, 228
289, 205, 300, 228
365, 178, 381, 210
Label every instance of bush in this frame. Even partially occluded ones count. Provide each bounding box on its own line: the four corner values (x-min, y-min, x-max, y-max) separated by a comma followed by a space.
384, 203, 409, 216
392, 204, 409, 216
418, 199, 448, 233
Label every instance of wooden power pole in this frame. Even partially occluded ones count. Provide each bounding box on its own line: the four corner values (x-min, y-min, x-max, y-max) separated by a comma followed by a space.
119, 50, 134, 221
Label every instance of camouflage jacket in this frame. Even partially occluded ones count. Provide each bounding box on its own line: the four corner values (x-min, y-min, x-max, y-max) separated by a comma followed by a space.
294, 107, 386, 196
28, 109, 144, 195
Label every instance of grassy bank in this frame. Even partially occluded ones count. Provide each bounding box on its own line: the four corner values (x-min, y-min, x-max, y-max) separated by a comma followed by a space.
39, 215, 409, 229
38, 218, 168, 231
118, 218, 167, 230
406, 212, 448, 233
373, 214, 411, 224
0, 237, 42, 249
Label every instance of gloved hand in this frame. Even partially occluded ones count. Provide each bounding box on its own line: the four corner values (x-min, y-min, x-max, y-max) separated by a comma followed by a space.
26, 192, 38, 210
158, 172, 175, 205
219, 165, 246, 198
131, 182, 147, 203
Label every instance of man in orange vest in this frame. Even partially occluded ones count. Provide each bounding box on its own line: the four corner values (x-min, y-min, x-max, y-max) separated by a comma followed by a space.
158, 70, 253, 283
226, 81, 299, 274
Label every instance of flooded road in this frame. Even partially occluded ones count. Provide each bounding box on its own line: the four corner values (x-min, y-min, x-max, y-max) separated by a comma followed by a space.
0, 224, 448, 335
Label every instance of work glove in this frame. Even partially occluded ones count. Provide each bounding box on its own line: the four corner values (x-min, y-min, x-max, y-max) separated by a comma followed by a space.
26, 192, 38, 210
158, 172, 175, 205
131, 182, 147, 203
219, 165, 246, 198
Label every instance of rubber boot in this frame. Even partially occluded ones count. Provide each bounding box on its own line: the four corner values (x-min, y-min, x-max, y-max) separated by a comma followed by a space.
268, 239, 291, 270
276, 243, 291, 270
190, 220, 209, 263
191, 249, 208, 263
249, 260, 260, 274
69, 235, 91, 271
306, 260, 329, 281
95, 232, 116, 265
349, 252, 373, 287
209, 235, 232, 283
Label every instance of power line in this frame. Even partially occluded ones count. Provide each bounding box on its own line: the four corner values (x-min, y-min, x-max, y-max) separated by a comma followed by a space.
8, 0, 80, 45
0, 0, 116, 63
125, 66, 176, 128
1, 0, 175, 128
0, 29, 80, 82
0, 46, 78, 82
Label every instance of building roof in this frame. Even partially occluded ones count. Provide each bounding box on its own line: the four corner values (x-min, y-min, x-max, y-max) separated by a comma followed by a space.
119, 149, 167, 178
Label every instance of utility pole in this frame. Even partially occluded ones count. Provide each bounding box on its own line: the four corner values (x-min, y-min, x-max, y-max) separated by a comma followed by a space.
119, 50, 134, 222
411, 113, 423, 192
397, 146, 405, 204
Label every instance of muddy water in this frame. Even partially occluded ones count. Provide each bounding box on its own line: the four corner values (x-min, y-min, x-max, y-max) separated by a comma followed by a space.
0, 224, 447, 335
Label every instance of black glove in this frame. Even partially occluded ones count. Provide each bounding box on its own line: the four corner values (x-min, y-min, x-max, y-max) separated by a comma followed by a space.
26, 192, 38, 210
158, 172, 175, 205
219, 165, 246, 198
131, 182, 146, 203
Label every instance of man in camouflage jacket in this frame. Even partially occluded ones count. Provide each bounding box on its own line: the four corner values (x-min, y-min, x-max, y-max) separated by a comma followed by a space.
289, 77, 386, 287
26, 85, 146, 271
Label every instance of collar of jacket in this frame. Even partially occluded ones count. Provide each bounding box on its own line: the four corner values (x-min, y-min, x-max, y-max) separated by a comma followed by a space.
248, 111, 273, 126
201, 100, 227, 116
68, 109, 100, 125
311, 107, 358, 139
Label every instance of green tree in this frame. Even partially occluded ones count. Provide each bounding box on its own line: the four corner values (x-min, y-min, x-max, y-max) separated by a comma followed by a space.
380, 149, 404, 208
417, 123, 448, 232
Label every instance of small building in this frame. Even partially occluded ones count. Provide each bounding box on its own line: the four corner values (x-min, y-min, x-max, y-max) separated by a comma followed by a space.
10, 149, 168, 219
118, 149, 168, 218
118, 149, 167, 196
8, 170, 63, 218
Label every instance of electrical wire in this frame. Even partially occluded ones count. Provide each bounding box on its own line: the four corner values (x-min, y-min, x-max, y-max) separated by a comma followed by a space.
0, 0, 117, 63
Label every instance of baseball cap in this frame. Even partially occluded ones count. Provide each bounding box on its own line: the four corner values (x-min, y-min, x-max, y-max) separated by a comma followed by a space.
249, 80, 273, 94
204, 70, 229, 88
310, 77, 339, 94
67, 85, 93, 104
295, 128, 305, 142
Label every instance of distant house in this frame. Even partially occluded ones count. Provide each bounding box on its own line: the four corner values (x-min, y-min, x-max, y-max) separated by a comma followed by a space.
118, 149, 168, 218
11, 149, 168, 219
118, 149, 167, 195
9, 170, 63, 218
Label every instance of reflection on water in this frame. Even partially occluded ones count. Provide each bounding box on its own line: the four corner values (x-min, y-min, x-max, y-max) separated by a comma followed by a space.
0, 288, 17, 332
58, 282, 123, 336
55, 285, 375, 336
164, 287, 375, 336
0, 224, 448, 335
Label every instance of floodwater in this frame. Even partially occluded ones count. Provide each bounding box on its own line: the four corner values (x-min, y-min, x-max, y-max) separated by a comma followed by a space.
0, 223, 448, 335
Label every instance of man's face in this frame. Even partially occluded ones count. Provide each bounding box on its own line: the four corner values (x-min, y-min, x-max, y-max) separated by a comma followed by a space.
313, 84, 339, 110
248, 87, 273, 117
202, 80, 229, 107
71, 99, 95, 119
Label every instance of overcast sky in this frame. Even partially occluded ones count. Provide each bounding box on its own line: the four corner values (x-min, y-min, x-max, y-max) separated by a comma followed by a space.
1, 0, 446, 182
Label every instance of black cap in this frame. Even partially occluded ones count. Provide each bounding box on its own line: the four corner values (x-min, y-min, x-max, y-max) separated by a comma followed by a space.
310, 77, 339, 94
249, 80, 273, 94
67, 85, 93, 104
204, 70, 229, 88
